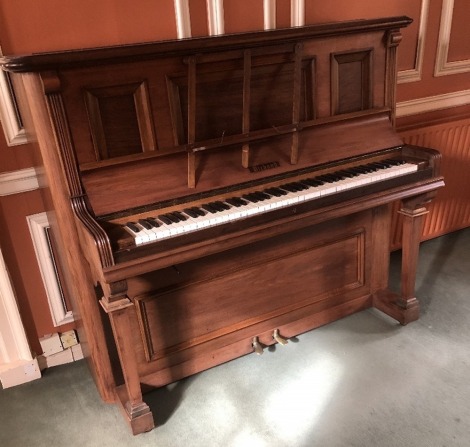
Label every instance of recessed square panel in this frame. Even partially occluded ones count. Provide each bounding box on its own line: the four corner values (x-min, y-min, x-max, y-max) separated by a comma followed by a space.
85, 81, 156, 161
331, 50, 373, 115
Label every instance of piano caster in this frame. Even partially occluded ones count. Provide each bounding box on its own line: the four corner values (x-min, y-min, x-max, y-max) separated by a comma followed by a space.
252, 337, 264, 355
273, 329, 289, 345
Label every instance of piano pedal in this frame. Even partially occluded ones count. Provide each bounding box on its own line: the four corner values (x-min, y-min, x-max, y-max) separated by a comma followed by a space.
273, 329, 289, 346
252, 337, 264, 355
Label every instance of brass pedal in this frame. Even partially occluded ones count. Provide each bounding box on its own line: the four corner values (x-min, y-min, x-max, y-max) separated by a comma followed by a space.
252, 336, 264, 355
273, 329, 288, 345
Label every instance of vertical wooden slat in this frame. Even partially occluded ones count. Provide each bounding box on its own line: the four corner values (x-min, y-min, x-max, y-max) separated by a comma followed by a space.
290, 43, 302, 165
187, 56, 197, 188
242, 50, 251, 168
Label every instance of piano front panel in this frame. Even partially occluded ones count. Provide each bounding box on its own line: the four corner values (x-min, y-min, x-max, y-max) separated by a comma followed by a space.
125, 209, 378, 386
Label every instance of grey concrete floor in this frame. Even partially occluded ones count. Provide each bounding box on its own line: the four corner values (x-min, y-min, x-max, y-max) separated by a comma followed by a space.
1, 228, 470, 447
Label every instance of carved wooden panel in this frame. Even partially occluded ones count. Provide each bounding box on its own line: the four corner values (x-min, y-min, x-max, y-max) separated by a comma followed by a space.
331, 49, 373, 115
85, 81, 156, 161
134, 222, 366, 363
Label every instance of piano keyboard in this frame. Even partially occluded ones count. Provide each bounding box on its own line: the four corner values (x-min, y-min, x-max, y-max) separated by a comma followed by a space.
124, 159, 418, 245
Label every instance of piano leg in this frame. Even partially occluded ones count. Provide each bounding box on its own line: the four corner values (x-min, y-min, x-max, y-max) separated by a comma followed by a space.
374, 195, 430, 325
398, 203, 429, 313
101, 285, 155, 435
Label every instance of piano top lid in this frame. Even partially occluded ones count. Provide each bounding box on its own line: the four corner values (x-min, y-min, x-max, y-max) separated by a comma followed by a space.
1, 16, 412, 73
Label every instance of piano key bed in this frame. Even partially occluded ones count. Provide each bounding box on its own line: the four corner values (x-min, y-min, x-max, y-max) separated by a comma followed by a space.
124, 159, 417, 245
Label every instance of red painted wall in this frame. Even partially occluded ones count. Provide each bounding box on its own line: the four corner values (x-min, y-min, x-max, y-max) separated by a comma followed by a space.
0, 0, 177, 53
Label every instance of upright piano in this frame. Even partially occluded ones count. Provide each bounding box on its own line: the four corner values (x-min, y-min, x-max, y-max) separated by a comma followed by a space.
2, 16, 444, 434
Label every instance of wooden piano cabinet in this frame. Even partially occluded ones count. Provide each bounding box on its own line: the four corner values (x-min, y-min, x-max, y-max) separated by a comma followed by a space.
2, 16, 444, 434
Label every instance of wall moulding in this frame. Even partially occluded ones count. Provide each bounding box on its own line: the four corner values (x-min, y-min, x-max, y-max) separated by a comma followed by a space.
397, 0, 429, 84
174, 0, 192, 39
0, 248, 33, 365
291, 0, 305, 27
396, 88, 470, 117
206, 0, 225, 36
0, 70, 28, 146
0, 247, 41, 388
27, 212, 74, 327
435, 0, 470, 77
0, 43, 29, 146
0, 167, 39, 196
263, 0, 276, 30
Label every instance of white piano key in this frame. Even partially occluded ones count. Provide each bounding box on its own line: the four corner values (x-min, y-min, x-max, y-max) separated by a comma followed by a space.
134, 223, 155, 242
124, 224, 148, 245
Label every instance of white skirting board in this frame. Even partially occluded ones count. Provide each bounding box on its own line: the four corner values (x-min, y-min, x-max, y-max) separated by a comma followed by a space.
0, 358, 41, 389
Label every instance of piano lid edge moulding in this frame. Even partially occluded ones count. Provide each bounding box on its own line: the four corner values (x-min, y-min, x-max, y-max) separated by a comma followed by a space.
1, 16, 444, 435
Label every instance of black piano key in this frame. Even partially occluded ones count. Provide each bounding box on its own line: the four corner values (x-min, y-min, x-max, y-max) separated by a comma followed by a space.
208, 201, 226, 212
302, 178, 324, 187
350, 166, 373, 174
158, 215, 174, 225
279, 183, 294, 192
233, 197, 248, 206
138, 219, 153, 230
253, 191, 270, 201
383, 158, 405, 166
315, 175, 336, 183
276, 187, 289, 195
183, 208, 200, 218
264, 187, 283, 197
226, 198, 244, 207
364, 163, 380, 171
172, 211, 188, 221
294, 182, 310, 190
214, 200, 231, 210
298, 181, 315, 189
336, 170, 356, 178
126, 222, 141, 232
202, 204, 218, 213
243, 194, 259, 203
290, 183, 305, 191
327, 173, 344, 181
372, 161, 391, 169
284, 182, 307, 191
192, 207, 206, 216
341, 169, 361, 177
279, 184, 295, 192
146, 217, 160, 228
164, 213, 181, 223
